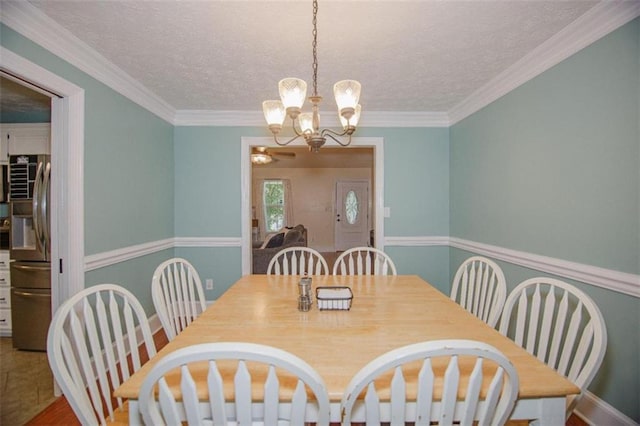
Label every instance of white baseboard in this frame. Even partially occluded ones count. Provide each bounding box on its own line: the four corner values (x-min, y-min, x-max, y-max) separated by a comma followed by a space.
147, 313, 162, 336
575, 391, 637, 426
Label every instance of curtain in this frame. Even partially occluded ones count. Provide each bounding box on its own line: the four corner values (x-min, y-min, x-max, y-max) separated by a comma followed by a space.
254, 179, 265, 240
282, 178, 294, 227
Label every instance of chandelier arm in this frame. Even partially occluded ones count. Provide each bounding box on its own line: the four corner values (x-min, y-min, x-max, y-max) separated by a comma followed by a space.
321, 127, 349, 138
273, 133, 304, 147
322, 130, 353, 147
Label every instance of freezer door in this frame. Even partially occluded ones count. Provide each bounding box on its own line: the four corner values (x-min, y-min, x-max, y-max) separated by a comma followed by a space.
10, 261, 50, 289
11, 287, 51, 351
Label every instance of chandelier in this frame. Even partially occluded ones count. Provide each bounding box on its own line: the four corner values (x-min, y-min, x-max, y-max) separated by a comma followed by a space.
262, 0, 362, 152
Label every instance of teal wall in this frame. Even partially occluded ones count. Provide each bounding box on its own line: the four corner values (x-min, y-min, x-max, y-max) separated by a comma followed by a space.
450, 19, 640, 421
173, 126, 265, 299
1, 25, 175, 312
450, 20, 639, 274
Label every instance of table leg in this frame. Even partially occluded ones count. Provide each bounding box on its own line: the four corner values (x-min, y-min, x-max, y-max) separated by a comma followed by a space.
128, 399, 143, 426
512, 396, 566, 426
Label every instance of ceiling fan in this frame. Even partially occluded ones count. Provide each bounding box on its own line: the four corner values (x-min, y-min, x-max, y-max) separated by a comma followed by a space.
251, 147, 296, 165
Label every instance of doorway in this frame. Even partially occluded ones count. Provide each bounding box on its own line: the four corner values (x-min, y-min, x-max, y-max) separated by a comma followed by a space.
1, 48, 85, 412
240, 136, 385, 275
1, 46, 85, 312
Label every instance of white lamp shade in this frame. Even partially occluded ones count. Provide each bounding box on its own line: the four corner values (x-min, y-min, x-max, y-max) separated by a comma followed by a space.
279, 78, 307, 109
262, 100, 285, 125
298, 112, 314, 134
340, 103, 361, 128
333, 80, 361, 111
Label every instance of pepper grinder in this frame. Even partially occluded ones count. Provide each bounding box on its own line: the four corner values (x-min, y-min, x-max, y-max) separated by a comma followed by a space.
298, 276, 312, 311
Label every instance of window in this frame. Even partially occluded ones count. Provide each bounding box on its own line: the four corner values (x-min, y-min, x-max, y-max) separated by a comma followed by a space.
345, 190, 359, 224
263, 180, 285, 232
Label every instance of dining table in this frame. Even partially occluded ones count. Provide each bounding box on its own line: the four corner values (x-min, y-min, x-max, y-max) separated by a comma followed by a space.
115, 274, 579, 424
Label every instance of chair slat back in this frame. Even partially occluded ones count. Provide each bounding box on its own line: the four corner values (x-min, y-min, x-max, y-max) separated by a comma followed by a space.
267, 247, 329, 275
450, 256, 507, 328
152, 258, 207, 341
499, 277, 607, 417
139, 342, 331, 425
332, 247, 397, 276
340, 340, 519, 426
47, 284, 156, 426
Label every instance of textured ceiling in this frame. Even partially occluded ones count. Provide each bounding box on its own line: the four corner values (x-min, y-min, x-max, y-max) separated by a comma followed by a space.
16, 0, 601, 114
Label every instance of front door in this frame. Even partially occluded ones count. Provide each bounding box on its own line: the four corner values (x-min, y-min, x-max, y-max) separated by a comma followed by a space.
335, 180, 369, 251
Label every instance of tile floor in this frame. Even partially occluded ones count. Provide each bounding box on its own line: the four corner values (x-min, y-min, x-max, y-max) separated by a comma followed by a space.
0, 337, 56, 426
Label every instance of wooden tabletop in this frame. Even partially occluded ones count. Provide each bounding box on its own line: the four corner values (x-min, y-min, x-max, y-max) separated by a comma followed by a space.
115, 274, 579, 403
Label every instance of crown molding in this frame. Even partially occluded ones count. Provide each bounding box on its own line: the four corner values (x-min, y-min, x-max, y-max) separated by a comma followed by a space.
174, 110, 265, 127
360, 111, 450, 128
174, 109, 450, 127
0, 1, 176, 124
448, 0, 640, 125
3, 1, 637, 128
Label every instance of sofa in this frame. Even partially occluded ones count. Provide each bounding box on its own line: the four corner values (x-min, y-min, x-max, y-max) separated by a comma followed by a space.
252, 224, 308, 274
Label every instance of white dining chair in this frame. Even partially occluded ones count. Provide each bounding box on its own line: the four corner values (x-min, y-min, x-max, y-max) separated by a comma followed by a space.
152, 257, 207, 341
340, 339, 519, 425
138, 341, 331, 425
499, 277, 607, 419
267, 246, 329, 275
47, 283, 157, 426
332, 246, 397, 276
450, 256, 507, 328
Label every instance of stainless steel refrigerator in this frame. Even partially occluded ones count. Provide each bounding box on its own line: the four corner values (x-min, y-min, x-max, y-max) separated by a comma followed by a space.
9, 154, 51, 351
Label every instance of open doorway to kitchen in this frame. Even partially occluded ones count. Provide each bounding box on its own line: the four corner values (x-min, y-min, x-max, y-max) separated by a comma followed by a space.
1, 47, 85, 313
240, 137, 384, 275
1, 47, 85, 421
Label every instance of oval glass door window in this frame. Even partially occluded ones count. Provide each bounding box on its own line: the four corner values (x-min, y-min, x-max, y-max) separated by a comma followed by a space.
345, 190, 359, 224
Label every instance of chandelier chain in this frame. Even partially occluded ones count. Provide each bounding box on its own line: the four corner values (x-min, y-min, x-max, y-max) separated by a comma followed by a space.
312, 0, 318, 97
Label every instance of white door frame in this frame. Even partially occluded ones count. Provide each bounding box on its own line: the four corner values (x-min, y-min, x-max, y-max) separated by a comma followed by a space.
240, 136, 384, 275
1, 47, 85, 312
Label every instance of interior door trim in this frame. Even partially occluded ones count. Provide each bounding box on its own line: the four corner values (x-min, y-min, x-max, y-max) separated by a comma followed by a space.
240, 136, 384, 276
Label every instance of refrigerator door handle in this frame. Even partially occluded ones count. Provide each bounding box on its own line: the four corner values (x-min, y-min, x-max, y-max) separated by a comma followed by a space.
11, 263, 51, 273
41, 161, 51, 255
12, 290, 50, 298
32, 161, 44, 253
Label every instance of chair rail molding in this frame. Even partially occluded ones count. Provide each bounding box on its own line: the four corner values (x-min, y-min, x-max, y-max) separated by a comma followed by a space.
449, 237, 639, 299
84, 238, 174, 271
84, 237, 242, 271
87, 235, 639, 299
384, 236, 639, 298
